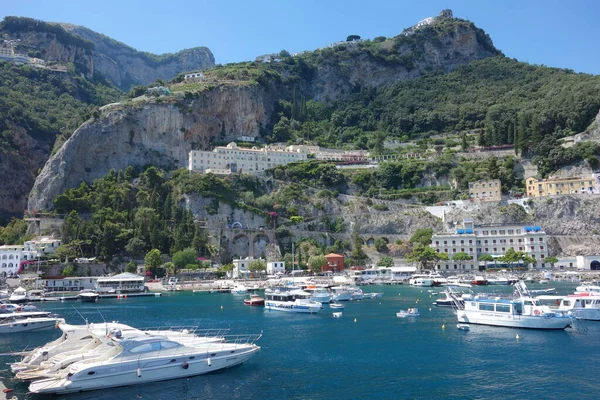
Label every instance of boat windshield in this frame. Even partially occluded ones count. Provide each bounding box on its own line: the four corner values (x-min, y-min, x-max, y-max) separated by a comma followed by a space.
127, 340, 181, 354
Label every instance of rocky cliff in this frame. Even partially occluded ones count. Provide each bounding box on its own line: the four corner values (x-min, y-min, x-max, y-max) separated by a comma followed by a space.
60, 24, 215, 89
28, 85, 272, 211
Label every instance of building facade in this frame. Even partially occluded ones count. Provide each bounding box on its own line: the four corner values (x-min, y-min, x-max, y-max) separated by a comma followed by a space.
232, 257, 264, 278
188, 142, 310, 175
266, 261, 285, 275
468, 179, 501, 202
431, 219, 549, 271
323, 253, 345, 273
525, 175, 598, 197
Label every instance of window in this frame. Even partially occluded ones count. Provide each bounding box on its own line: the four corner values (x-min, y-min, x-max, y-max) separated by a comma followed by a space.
495, 304, 511, 313
479, 303, 494, 311
540, 246, 544, 250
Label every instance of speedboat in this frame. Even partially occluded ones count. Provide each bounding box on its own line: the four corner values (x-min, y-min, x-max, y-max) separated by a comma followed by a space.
232, 284, 248, 294
409, 274, 434, 287
448, 281, 572, 330
329, 303, 345, 310
264, 289, 321, 313
0, 311, 64, 333
362, 292, 383, 299
396, 308, 420, 318
243, 294, 265, 306
78, 290, 99, 302
303, 286, 332, 304
574, 284, 600, 295
330, 286, 353, 302
28, 330, 261, 394
12, 322, 229, 375
553, 294, 600, 321
8, 287, 29, 303
456, 323, 470, 331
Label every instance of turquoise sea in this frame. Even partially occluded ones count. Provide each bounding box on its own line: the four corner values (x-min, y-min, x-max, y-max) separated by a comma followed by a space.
1, 282, 600, 400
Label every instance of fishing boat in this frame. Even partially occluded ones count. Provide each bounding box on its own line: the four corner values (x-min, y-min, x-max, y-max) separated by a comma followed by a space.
396, 308, 420, 318
243, 294, 265, 306
27, 329, 261, 394
447, 282, 572, 330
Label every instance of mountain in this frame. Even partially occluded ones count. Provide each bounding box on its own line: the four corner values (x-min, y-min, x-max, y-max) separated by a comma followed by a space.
59, 24, 215, 90
28, 13, 505, 211
0, 16, 214, 218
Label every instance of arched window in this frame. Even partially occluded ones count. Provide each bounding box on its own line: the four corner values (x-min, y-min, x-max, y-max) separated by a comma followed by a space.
8, 263, 13, 268
8, 255, 13, 260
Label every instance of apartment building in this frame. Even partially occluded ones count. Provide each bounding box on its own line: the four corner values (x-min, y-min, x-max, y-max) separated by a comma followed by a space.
468, 179, 502, 202
431, 219, 548, 271
525, 175, 597, 197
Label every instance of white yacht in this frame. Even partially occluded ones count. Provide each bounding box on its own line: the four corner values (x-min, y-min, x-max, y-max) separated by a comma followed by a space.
448, 282, 572, 330
28, 330, 261, 394
8, 287, 29, 303
78, 290, 99, 302
231, 284, 248, 294
574, 284, 600, 295
409, 274, 434, 287
264, 289, 321, 313
303, 286, 331, 303
0, 311, 64, 333
330, 286, 353, 302
539, 294, 600, 321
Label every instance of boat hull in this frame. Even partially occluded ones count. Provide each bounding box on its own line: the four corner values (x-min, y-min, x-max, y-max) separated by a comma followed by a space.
0, 317, 64, 333
264, 301, 320, 313
29, 346, 260, 394
456, 311, 571, 330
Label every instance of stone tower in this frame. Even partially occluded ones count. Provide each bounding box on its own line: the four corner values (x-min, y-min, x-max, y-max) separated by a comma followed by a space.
439, 9, 453, 19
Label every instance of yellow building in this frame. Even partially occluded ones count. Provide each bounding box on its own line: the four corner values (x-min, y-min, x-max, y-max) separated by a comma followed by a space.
525, 176, 598, 197
468, 179, 502, 202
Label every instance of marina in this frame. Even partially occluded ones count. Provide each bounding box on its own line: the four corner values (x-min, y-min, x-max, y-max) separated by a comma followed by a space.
0, 281, 599, 399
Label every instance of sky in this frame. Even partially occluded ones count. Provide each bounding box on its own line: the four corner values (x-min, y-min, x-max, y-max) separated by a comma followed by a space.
2, 0, 600, 74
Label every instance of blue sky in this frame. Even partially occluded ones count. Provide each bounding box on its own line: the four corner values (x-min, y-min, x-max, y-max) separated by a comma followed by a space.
2, 0, 599, 74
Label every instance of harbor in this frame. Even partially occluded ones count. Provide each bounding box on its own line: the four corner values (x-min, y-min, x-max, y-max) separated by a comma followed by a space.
0, 280, 599, 399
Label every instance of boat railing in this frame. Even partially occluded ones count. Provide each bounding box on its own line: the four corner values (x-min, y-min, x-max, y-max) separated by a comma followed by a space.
140, 326, 231, 338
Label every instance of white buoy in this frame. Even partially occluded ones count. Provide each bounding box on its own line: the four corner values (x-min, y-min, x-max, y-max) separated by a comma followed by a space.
429, 308, 432, 311
220, 305, 223, 309
516, 334, 520, 340
354, 318, 357, 323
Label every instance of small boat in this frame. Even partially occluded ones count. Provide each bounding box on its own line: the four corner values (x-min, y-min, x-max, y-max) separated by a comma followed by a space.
243, 294, 265, 306
471, 276, 488, 286
332, 312, 342, 318
0, 311, 65, 333
457, 323, 470, 331
396, 308, 420, 318
232, 284, 248, 294
329, 303, 345, 310
78, 290, 99, 302
363, 292, 383, 299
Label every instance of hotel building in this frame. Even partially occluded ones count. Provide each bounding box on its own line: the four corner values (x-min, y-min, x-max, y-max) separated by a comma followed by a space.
525, 175, 598, 197
188, 142, 310, 175
431, 219, 548, 271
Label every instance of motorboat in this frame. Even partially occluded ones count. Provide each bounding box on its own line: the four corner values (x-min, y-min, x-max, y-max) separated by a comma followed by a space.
409, 274, 434, 287
0, 311, 64, 333
303, 286, 332, 304
456, 323, 470, 331
232, 284, 249, 294
487, 277, 510, 285
8, 287, 29, 303
78, 290, 99, 303
329, 303, 345, 310
28, 329, 261, 394
471, 276, 488, 286
552, 294, 600, 321
350, 286, 364, 301
12, 322, 229, 375
330, 286, 353, 302
448, 281, 572, 330
264, 289, 321, 313
243, 294, 265, 306
574, 284, 600, 295
0, 302, 38, 313
396, 308, 420, 318
362, 292, 382, 299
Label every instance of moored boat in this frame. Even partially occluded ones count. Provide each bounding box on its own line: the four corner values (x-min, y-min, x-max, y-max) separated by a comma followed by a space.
0, 311, 64, 333
264, 289, 321, 313
78, 290, 99, 302
396, 308, 420, 318
243, 294, 265, 306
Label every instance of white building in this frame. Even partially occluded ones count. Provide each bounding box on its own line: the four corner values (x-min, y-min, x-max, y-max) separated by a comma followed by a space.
184, 72, 205, 80
24, 237, 61, 255
232, 257, 265, 278
431, 219, 549, 271
576, 256, 600, 270
267, 261, 285, 275
95, 272, 145, 293
0, 245, 40, 277
43, 277, 97, 292
188, 142, 310, 175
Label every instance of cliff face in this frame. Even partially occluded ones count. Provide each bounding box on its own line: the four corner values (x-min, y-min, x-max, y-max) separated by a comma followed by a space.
61, 24, 215, 89
306, 21, 499, 101
28, 86, 271, 211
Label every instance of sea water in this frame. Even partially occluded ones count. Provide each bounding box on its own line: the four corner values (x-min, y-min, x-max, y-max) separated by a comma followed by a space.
1, 283, 599, 399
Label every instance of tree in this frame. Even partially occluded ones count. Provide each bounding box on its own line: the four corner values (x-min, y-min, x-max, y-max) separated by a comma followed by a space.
410, 228, 434, 246
144, 249, 162, 275
248, 260, 266, 274
172, 248, 197, 270
374, 237, 389, 253
452, 252, 472, 270
377, 256, 394, 268
478, 254, 495, 271
545, 256, 558, 268
61, 264, 76, 277
125, 237, 146, 257
163, 261, 177, 277
307, 255, 327, 273
54, 244, 78, 263
290, 216, 304, 224
346, 35, 361, 42
408, 244, 444, 271
125, 261, 137, 273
